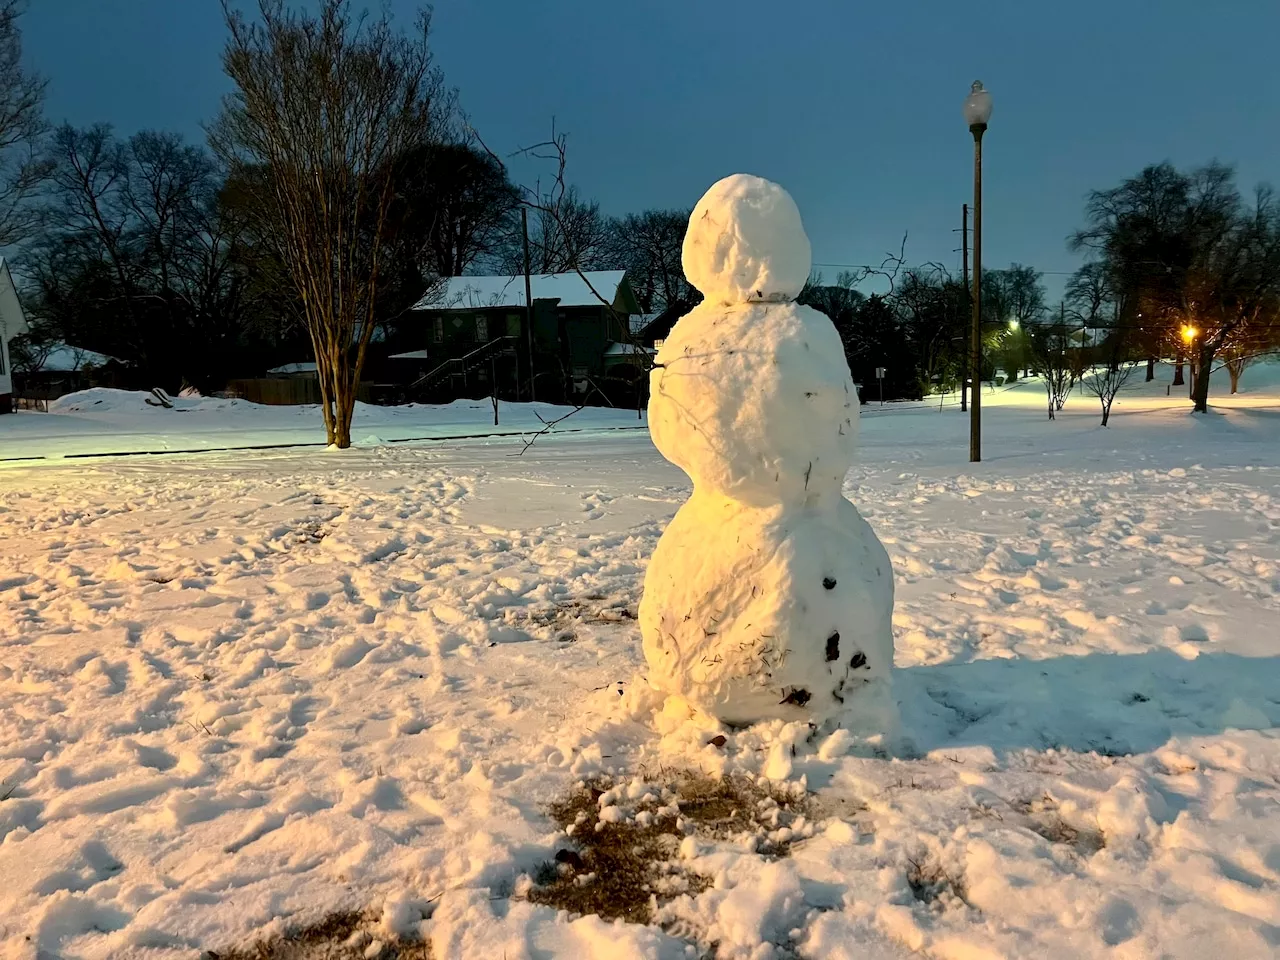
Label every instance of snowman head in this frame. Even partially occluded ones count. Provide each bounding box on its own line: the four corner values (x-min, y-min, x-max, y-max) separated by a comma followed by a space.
682, 174, 812, 306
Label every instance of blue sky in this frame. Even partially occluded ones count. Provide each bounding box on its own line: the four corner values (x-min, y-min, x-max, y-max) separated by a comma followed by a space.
24, 1, 1280, 299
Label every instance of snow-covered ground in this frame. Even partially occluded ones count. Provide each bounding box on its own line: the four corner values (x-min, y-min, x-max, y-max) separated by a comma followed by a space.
0, 389, 647, 461
1, 368, 1279, 958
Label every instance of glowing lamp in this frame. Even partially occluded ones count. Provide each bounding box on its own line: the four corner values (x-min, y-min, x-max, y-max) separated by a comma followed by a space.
963, 81, 993, 129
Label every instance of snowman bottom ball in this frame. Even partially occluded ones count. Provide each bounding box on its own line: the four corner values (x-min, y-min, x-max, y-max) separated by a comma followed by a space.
639, 492, 895, 728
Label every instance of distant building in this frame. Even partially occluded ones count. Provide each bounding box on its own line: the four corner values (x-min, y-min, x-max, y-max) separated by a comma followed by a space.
630, 301, 694, 349
398, 270, 643, 404
12, 343, 121, 406
0, 259, 29, 414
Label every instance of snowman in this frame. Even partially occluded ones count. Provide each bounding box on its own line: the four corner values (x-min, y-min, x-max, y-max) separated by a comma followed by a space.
639, 174, 895, 730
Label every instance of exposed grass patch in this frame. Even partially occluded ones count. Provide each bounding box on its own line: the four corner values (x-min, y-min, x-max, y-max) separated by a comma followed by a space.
527, 771, 810, 925
202, 910, 431, 960
514, 597, 639, 641
1027, 814, 1106, 854
905, 853, 970, 909
1016, 793, 1106, 855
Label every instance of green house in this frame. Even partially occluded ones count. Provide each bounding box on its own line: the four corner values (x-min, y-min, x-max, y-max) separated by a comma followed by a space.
406, 270, 645, 403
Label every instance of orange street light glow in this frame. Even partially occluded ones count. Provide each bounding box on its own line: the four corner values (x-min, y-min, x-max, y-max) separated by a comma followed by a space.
1181, 325, 1198, 341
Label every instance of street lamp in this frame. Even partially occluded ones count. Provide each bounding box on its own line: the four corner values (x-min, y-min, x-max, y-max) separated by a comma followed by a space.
963, 80, 992, 463
1181, 324, 1198, 399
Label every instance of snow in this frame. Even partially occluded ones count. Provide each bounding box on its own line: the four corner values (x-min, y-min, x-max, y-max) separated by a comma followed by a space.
414, 270, 628, 310
603, 342, 656, 357
30, 344, 116, 373
1, 389, 648, 461
643, 180, 894, 728
0, 366, 1279, 957
265, 362, 318, 375
681, 175, 811, 305
641, 496, 896, 727
649, 301, 857, 505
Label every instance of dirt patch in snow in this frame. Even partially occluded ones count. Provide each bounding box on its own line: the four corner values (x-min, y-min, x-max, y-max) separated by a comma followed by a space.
527, 771, 810, 926
203, 910, 431, 960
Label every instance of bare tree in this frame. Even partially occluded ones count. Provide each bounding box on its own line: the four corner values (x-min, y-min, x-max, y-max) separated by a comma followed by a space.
30, 125, 261, 388
7, 320, 55, 373
891, 263, 967, 396
496, 182, 610, 276
1082, 357, 1138, 427
1064, 260, 1137, 424
391, 141, 518, 277
1070, 161, 1280, 412
211, 0, 450, 448
0, 1, 46, 247
1029, 319, 1078, 419
608, 209, 694, 313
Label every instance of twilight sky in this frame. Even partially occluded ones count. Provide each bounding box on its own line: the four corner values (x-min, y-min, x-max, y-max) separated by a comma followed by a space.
24, 0, 1280, 299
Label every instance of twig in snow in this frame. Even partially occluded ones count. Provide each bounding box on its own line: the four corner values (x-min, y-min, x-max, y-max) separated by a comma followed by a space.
187, 719, 215, 737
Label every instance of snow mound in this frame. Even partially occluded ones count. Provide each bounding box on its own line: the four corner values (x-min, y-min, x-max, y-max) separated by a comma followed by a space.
47, 388, 226, 415
48, 389, 163, 415
682, 174, 811, 305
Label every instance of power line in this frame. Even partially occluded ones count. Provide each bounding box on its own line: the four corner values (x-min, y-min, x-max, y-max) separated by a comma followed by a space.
813, 260, 1079, 276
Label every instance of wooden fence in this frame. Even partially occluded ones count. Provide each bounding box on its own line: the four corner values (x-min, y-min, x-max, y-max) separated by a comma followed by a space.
225, 378, 374, 406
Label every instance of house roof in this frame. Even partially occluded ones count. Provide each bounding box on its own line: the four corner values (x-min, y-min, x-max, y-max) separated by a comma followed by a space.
41, 344, 116, 372
267, 362, 317, 375
413, 271, 629, 311
603, 341, 656, 357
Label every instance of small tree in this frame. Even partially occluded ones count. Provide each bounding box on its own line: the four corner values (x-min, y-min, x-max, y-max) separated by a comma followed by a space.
211, 0, 448, 448
1082, 345, 1138, 426
1029, 319, 1078, 419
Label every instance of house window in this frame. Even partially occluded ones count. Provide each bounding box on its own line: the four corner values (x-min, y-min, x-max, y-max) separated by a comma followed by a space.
476, 315, 488, 341
433, 318, 443, 344
506, 313, 521, 337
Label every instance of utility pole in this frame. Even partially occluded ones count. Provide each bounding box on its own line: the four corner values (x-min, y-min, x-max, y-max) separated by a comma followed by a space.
522, 206, 536, 403
960, 203, 969, 413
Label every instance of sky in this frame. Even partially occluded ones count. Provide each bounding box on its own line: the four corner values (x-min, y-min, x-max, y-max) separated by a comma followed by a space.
23, 0, 1280, 301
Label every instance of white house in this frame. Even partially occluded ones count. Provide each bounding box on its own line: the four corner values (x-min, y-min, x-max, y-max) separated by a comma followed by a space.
0, 258, 28, 414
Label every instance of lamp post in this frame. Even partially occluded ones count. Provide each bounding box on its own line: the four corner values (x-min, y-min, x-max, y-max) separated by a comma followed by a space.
963, 80, 992, 463
1181, 324, 1198, 399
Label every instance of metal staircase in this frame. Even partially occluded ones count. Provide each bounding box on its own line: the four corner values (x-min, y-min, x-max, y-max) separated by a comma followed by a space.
409, 336, 518, 396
